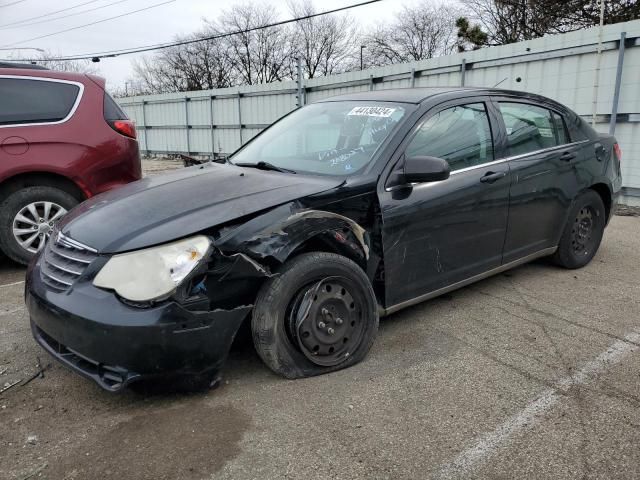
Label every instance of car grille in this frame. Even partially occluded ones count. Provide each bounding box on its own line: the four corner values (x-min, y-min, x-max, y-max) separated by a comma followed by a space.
40, 231, 98, 290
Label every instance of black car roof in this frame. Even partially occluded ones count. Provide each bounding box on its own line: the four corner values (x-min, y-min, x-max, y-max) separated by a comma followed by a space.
320, 87, 554, 106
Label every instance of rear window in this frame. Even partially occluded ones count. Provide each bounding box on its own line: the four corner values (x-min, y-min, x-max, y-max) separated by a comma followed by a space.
0, 78, 80, 126
103, 92, 128, 121
498, 102, 569, 156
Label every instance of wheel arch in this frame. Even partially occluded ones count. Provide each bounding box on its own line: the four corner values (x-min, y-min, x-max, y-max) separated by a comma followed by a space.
0, 172, 87, 204
588, 182, 613, 221
214, 205, 371, 274
288, 229, 368, 272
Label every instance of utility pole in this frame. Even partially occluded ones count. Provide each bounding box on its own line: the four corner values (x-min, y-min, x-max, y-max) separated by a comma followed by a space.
591, 0, 605, 127
360, 45, 366, 70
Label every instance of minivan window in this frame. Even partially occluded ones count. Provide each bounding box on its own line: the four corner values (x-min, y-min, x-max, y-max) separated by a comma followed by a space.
406, 102, 494, 172
229, 102, 411, 176
499, 102, 567, 156
103, 92, 128, 121
0, 78, 80, 126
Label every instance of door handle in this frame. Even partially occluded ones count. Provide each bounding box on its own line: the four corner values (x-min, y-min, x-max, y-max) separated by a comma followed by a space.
560, 151, 576, 161
480, 171, 506, 183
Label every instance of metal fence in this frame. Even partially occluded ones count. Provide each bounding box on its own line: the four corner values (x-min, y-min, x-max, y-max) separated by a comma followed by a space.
118, 20, 640, 202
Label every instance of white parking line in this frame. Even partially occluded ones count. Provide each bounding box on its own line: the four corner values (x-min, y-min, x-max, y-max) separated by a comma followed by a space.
0, 280, 24, 288
439, 330, 640, 479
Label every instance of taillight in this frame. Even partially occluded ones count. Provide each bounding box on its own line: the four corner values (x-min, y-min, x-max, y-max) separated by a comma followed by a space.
613, 143, 622, 163
110, 120, 136, 139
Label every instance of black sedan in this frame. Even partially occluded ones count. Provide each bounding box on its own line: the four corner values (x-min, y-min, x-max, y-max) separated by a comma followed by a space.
26, 87, 622, 392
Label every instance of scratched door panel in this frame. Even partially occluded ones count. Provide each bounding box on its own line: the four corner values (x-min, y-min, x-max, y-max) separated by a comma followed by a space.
380, 165, 510, 307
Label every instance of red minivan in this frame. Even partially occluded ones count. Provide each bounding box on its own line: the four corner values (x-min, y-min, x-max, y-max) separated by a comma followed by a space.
0, 63, 141, 264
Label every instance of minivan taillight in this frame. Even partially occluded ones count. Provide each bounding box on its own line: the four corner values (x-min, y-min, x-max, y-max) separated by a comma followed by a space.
613, 143, 622, 163
110, 120, 136, 139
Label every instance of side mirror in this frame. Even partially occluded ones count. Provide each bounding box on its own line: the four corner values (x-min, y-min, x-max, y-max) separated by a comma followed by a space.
404, 156, 450, 183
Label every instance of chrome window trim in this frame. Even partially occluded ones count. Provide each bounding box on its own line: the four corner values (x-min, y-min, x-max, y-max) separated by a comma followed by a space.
0, 75, 85, 129
385, 139, 592, 190
449, 157, 510, 176
450, 139, 590, 175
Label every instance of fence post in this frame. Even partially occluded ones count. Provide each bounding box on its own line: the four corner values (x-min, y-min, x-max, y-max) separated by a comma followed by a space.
369, 74, 374, 91
209, 95, 215, 160
410, 68, 416, 88
609, 32, 626, 135
296, 58, 304, 107
141, 100, 149, 155
460, 58, 466, 87
237, 92, 243, 146
184, 97, 190, 154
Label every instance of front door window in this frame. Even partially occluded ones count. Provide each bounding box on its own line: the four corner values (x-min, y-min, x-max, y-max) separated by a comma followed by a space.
406, 103, 494, 171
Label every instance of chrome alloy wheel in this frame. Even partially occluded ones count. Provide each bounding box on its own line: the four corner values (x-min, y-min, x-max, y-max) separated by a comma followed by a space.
12, 201, 67, 254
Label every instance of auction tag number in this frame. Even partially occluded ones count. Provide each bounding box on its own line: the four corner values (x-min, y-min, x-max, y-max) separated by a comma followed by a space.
348, 106, 396, 118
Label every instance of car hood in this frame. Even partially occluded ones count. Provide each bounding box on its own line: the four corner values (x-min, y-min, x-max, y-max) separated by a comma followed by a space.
59, 163, 344, 253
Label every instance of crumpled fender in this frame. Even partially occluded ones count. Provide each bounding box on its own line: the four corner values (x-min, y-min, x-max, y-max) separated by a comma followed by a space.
213, 202, 370, 266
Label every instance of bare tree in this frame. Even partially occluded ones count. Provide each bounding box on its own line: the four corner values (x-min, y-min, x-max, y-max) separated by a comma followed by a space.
287, 0, 358, 78
215, 3, 291, 85
31, 51, 99, 74
131, 29, 236, 94
462, 0, 640, 45
363, 2, 461, 67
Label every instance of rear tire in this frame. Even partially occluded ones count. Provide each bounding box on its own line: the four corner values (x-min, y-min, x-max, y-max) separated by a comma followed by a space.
552, 190, 605, 269
0, 186, 78, 265
252, 252, 378, 379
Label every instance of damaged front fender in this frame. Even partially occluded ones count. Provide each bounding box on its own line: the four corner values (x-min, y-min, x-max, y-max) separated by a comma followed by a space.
213, 203, 371, 267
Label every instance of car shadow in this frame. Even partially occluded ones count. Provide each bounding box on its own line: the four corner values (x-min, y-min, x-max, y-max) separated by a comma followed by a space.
0, 255, 27, 285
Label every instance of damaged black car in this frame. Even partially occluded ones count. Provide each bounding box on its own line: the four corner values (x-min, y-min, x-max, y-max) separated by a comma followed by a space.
26, 87, 622, 391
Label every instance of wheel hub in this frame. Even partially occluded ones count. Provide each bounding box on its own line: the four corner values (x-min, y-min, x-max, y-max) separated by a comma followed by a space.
289, 278, 363, 367
571, 207, 594, 255
12, 201, 67, 254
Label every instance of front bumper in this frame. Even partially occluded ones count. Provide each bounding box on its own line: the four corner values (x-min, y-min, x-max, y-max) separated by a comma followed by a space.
26, 258, 252, 392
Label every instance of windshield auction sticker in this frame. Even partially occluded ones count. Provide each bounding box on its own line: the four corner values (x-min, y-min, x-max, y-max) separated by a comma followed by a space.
348, 106, 396, 117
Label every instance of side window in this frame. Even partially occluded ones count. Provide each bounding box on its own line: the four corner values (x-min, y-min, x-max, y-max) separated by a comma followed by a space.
499, 102, 568, 156
0, 78, 80, 126
405, 103, 494, 172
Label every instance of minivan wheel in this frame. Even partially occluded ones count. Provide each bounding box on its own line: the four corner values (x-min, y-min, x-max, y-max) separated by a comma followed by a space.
0, 187, 78, 265
252, 252, 378, 379
552, 190, 606, 269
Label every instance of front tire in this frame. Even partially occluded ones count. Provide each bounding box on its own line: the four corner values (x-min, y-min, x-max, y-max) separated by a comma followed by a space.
552, 190, 606, 269
0, 186, 78, 265
252, 252, 379, 379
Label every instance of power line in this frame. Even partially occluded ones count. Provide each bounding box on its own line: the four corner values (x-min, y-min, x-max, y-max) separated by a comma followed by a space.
0, 0, 103, 28
2, 0, 176, 47
0, 0, 29, 7
0, 0, 132, 30
5, 0, 383, 62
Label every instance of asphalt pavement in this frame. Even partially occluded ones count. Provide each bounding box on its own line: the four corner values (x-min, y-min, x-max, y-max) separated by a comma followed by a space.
1, 213, 639, 480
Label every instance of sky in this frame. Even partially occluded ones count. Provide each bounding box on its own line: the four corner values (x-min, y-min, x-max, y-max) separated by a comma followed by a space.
0, 0, 407, 89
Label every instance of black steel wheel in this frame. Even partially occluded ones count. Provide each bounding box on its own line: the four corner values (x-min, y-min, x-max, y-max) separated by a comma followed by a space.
553, 190, 606, 269
571, 205, 597, 257
252, 252, 378, 379
286, 277, 366, 367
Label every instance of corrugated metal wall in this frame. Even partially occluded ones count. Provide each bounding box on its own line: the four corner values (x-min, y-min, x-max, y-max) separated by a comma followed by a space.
119, 20, 640, 198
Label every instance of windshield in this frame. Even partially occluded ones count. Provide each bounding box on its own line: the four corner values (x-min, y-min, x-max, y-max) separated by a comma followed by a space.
230, 101, 410, 175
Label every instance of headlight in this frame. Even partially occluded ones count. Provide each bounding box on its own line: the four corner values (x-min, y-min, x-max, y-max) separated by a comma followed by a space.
93, 236, 211, 302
